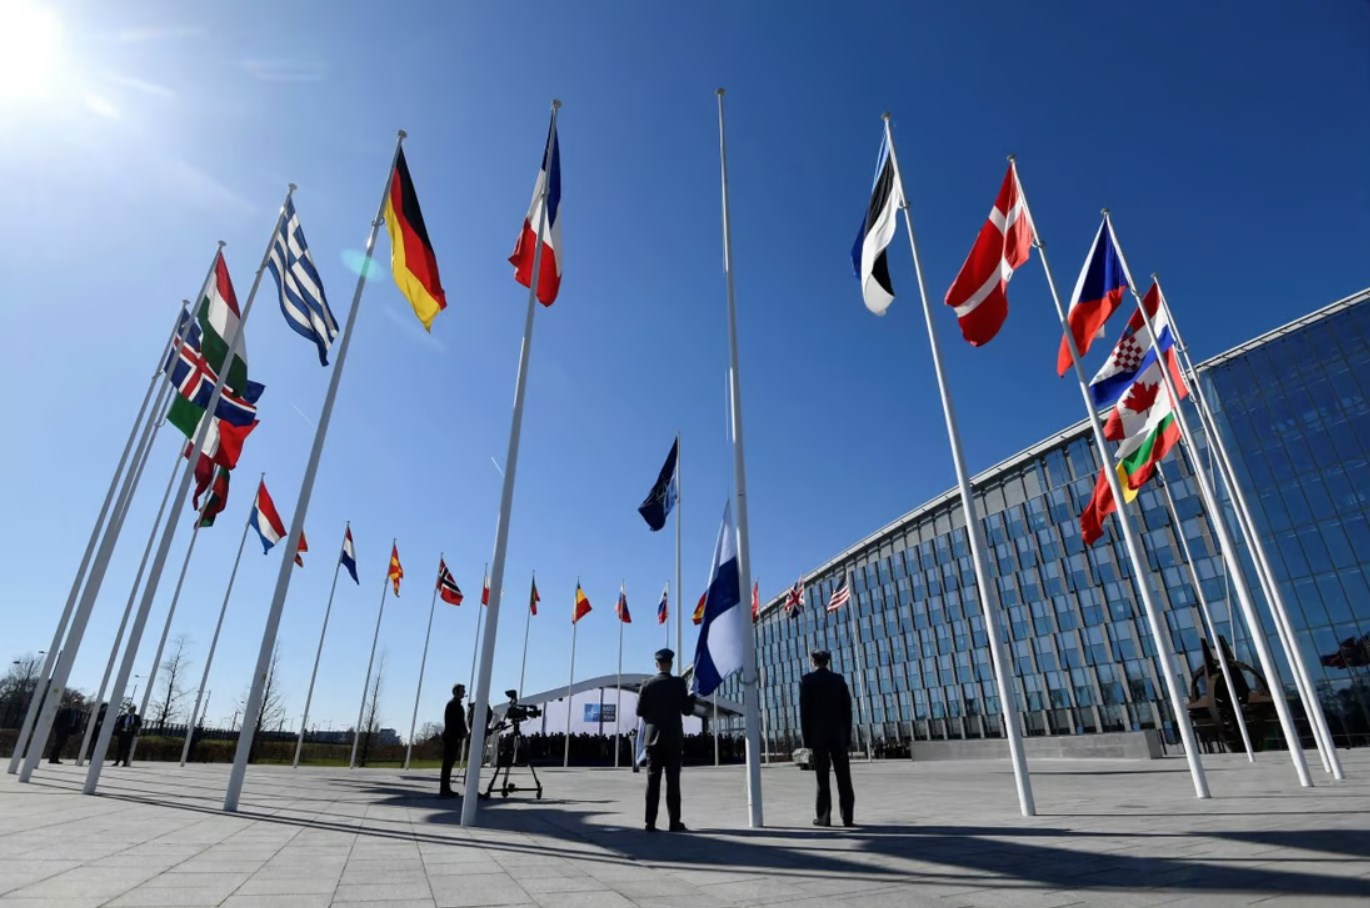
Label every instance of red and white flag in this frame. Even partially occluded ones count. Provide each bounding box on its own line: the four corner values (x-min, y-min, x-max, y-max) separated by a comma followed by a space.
944, 164, 1034, 346
509, 114, 562, 306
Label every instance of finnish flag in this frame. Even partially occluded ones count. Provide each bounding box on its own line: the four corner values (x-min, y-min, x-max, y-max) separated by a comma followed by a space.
691, 500, 743, 697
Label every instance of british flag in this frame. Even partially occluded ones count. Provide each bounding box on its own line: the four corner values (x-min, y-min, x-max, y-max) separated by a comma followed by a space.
785, 578, 806, 618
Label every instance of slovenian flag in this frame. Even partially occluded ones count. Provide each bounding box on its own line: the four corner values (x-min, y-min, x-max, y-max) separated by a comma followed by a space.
509, 113, 562, 306
691, 501, 744, 697
340, 526, 358, 584
1058, 218, 1127, 376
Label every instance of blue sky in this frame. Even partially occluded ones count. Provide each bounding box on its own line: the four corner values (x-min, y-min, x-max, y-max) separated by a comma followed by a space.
2, 1, 1367, 737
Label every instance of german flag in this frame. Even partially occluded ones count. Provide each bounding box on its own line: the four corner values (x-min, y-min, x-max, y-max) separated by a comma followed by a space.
384, 147, 447, 330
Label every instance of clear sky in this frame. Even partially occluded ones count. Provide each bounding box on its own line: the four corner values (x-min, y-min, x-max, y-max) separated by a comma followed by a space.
2, 1, 1367, 737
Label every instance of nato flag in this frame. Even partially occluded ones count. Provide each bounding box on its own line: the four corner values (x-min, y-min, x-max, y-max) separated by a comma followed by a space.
637, 437, 679, 531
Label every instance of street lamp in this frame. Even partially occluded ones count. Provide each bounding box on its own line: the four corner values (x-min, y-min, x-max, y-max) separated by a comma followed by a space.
128, 674, 143, 708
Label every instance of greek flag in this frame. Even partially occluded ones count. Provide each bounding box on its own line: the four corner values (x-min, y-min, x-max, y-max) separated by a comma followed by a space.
267, 196, 338, 365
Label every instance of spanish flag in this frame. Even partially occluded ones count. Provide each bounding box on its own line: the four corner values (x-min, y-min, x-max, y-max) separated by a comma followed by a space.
384, 147, 447, 330
388, 543, 404, 596
573, 582, 592, 624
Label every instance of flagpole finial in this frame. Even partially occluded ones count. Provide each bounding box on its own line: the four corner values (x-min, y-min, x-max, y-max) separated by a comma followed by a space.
287, 183, 297, 194
882, 111, 891, 121
1007, 153, 1016, 163
1101, 207, 1111, 217
551, 98, 562, 110
397, 129, 407, 140
217, 240, 226, 249
716, 87, 726, 97
1151, 271, 1160, 281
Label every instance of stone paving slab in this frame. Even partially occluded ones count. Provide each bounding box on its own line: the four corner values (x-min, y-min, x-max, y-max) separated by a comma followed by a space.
3, 750, 1369, 906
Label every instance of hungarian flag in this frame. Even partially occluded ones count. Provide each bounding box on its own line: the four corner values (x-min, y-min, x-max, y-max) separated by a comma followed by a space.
196, 468, 231, 528
1058, 219, 1127, 376
384, 147, 447, 330
657, 584, 669, 625
945, 163, 1034, 346
294, 530, 309, 567
510, 114, 563, 306
851, 133, 900, 316
438, 559, 463, 605
388, 544, 404, 596
1090, 283, 1178, 410
573, 582, 592, 624
196, 252, 250, 394
616, 584, 631, 624
529, 577, 540, 616
751, 580, 760, 623
691, 591, 706, 626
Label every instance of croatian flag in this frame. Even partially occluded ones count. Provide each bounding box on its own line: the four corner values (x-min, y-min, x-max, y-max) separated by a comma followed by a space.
1058, 218, 1127, 376
251, 480, 289, 554
691, 501, 744, 697
340, 527, 358, 584
1089, 282, 1176, 410
509, 114, 562, 306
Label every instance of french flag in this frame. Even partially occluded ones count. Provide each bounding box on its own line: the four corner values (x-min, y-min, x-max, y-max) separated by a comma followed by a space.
1058, 219, 1127, 376
691, 501, 743, 698
509, 115, 562, 306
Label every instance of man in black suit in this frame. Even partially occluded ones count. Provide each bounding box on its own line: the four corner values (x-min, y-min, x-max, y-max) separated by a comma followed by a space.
47, 706, 80, 764
440, 684, 467, 798
635, 648, 695, 832
113, 705, 142, 767
800, 650, 855, 827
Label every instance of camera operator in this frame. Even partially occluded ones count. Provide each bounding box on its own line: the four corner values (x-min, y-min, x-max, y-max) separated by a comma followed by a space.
440, 684, 467, 799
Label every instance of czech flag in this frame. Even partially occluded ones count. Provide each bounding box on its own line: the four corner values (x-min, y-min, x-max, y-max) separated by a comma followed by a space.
510, 114, 562, 306
1058, 218, 1127, 376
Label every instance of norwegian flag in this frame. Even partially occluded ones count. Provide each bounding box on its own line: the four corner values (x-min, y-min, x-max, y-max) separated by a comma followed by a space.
438, 559, 463, 606
944, 163, 1034, 346
784, 578, 806, 619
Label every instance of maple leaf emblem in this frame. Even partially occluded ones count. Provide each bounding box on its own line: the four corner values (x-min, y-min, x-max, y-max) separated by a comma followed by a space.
1123, 380, 1160, 415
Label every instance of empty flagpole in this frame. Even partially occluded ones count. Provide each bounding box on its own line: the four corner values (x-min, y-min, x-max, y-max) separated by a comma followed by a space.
294, 520, 347, 768
226, 139, 407, 813
518, 572, 535, 699
1106, 215, 1311, 788
565, 598, 579, 769
75, 405, 181, 767
616, 581, 624, 769
351, 540, 394, 770
716, 88, 764, 827
184, 480, 260, 767
405, 555, 443, 770
461, 100, 561, 826
1154, 466, 1255, 761
460, 562, 488, 776
19, 244, 225, 783
10, 301, 187, 775
1012, 167, 1208, 799
676, 432, 684, 660
846, 569, 874, 763
1154, 276, 1344, 780
881, 119, 1035, 814
83, 185, 292, 796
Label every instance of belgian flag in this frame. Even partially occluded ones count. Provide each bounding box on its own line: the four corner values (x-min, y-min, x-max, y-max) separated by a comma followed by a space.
384, 147, 447, 330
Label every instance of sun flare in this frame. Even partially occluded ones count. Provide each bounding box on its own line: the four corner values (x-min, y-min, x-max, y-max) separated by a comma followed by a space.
0, 2, 65, 102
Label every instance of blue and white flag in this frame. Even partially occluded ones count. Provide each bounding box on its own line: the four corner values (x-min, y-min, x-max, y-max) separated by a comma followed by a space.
340, 526, 359, 584
692, 500, 743, 697
267, 196, 338, 366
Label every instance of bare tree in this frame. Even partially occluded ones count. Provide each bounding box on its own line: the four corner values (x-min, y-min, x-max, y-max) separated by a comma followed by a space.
152, 634, 194, 728
1, 653, 45, 728
359, 652, 387, 766
240, 646, 287, 763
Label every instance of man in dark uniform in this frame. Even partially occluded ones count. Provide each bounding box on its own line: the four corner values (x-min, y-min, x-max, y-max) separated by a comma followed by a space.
800, 649, 855, 827
86, 703, 108, 760
113, 705, 142, 767
635, 648, 696, 832
440, 684, 467, 798
47, 705, 80, 763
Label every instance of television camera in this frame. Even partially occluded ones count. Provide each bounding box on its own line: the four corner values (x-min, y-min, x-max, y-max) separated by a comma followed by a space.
481, 690, 543, 800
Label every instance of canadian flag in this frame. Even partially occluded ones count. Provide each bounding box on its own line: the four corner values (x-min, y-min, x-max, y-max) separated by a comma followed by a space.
944, 163, 1034, 346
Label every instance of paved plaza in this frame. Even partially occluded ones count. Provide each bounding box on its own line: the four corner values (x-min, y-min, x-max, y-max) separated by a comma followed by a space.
2, 750, 1368, 907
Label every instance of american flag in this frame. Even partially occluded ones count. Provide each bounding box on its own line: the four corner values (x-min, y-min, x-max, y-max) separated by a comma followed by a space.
826, 577, 850, 612
785, 578, 805, 618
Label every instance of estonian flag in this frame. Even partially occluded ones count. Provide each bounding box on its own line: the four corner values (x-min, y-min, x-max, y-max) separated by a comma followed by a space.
851, 133, 901, 316
691, 501, 743, 697
637, 438, 679, 532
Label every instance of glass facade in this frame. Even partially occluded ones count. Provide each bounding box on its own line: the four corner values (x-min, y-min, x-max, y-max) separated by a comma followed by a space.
719, 289, 1370, 755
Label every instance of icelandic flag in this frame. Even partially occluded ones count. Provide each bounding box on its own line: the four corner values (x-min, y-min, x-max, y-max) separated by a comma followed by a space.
251, 480, 289, 554
1089, 282, 1176, 410
1057, 218, 1127, 376
340, 527, 359, 584
657, 583, 669, 625
637, 438, 679, 532
509, 114, 562, 306
691, 501, 744, 697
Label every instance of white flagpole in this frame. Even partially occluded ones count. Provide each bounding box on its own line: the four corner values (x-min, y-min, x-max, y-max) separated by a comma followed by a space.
1106, 215, 1312, 788
459, 563, 488, 776
676, 432, 683, 661
184, 481, 259, 767
881, 120, 1034, 813
351, 540, 394, 770
1012, 167, 1209, 799
293, 519, 346, 768
225, 140, 407, 812
1154, 466, 1255, 760
518, 572, 534, 699
10, 301, 188, 775
83, 187, 290, 797
75, 405, 180, 767
461, 100, 561, 826
846, 570, 874, 763
19, 244, 225, 783
1153, 277, 1344, 780
565, 605, 579, 769
405, 555, 443, 770
616, 585, 624, 769
760, 662, 770, 764
716, 88, 764, 827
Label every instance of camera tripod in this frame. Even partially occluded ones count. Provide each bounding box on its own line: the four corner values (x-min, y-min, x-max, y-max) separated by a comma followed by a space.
480, 721, 543, 800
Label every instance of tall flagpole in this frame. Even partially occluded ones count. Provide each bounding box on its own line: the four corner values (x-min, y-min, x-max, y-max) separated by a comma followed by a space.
461, 100, 561, 826
75, 411, 180, 767
881, 120, 1034, 813
1106, 214, 1311, 788
460, 563, 488, 775
1012, 165, 1208, 798
405, 554, 443, 769
675, 432, 683, 661
19, 244, 226, 784
846, 569, 874, 762
564, 599, 579, 769
716, 88, 764, 827
351, 540, 394, 770
10, 302, 188, 775
184, 480, 259, 767
1153, 277, 1343, 780
518, 572, 535, 698
83, 187, 289, 797
225, 140, 407, 812
294, 519, 346, 768
616, 583, 624, 769
1155, 466, 1255, 760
